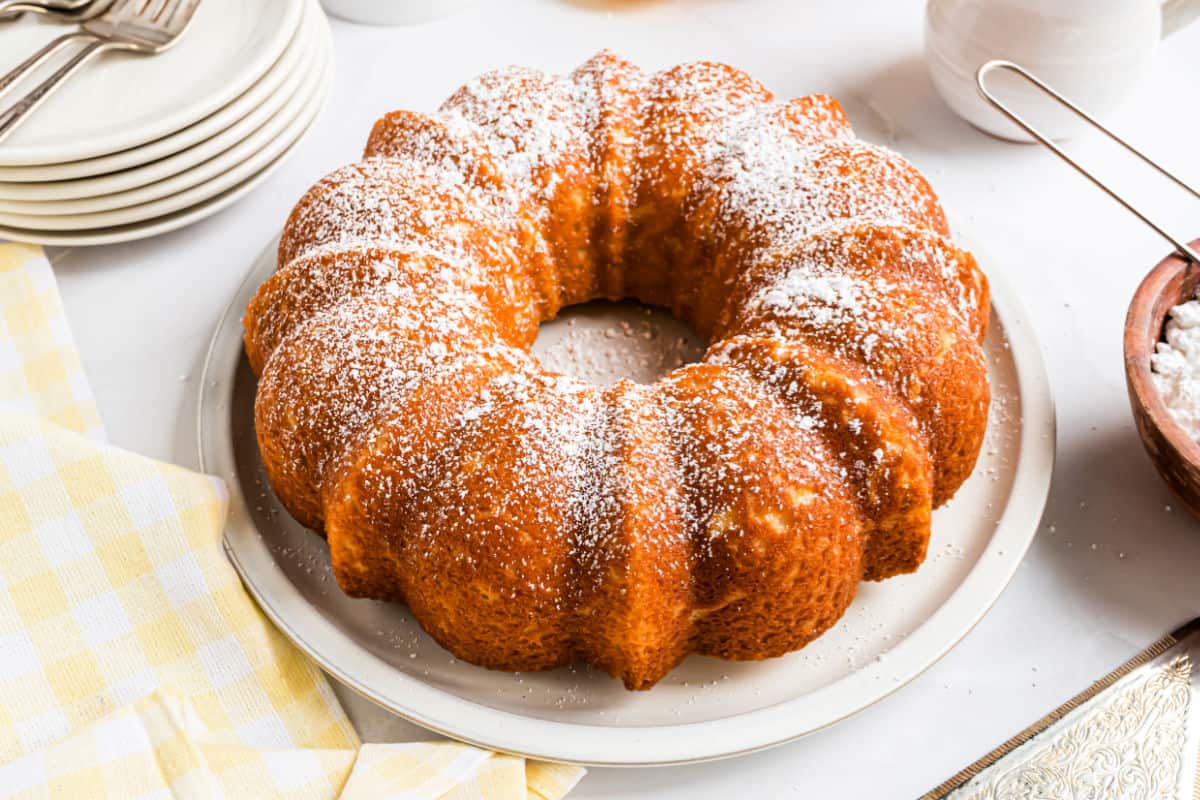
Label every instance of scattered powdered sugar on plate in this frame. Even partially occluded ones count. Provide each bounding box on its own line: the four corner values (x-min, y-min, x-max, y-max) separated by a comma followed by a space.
532, 301, 706, 385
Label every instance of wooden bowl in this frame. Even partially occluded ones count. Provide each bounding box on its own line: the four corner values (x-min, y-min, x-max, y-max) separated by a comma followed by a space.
1124, 238, 1200, 518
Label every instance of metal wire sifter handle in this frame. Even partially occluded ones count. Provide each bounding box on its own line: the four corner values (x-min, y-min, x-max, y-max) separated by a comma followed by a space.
975, 59, 1200, 266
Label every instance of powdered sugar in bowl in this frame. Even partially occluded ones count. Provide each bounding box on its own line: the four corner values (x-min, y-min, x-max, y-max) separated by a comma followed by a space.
1151, 298, 1200, 438
1125, 238, 1200, 517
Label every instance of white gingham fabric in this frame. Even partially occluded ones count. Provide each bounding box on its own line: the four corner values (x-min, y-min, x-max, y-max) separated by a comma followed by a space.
0, 243, 102, 440
0, 243, 586, 799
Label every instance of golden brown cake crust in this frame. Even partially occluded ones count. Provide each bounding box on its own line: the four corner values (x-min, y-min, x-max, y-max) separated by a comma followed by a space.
246, 51, 992, 690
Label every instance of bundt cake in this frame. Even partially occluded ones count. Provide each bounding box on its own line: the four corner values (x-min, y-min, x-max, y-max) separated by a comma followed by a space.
244, 51, 991, 690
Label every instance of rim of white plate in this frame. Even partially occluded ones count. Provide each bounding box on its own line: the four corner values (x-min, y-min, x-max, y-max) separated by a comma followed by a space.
0, 25, 330, 226
0, 0, 304, 166
0, 0, 320, 198
0, 53, 331, 246
195, 221, 1055, 767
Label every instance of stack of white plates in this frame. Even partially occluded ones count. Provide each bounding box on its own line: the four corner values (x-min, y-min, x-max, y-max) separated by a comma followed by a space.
0, 0, 331, 246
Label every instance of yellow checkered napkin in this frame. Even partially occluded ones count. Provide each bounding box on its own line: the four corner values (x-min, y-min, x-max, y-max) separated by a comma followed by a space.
0, 244, 103, 441
0, 243, 586, 799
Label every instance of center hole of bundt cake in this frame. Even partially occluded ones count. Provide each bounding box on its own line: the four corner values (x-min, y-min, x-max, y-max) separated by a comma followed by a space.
532, 300, 706, 385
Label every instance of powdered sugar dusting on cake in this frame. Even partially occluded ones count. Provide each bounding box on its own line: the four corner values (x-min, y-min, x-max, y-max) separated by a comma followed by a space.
638, 61, 772, 185
365, 110, 504, 193
258, 291, 522, 488
440, 66, 598, 219
279, 159, 526, 273
248, 52, 992, 688
250, 241, 536, 371
393, 367, 613, 602
693, 125, 946, 249
733, 226, 979, 382
704, 335, 929, 521
746, 225, 981, 337
757, 271, 905, 348
569, 51, 645, 221
657, 366, 851, 556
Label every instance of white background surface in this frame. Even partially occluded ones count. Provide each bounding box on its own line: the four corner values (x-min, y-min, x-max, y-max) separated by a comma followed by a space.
33, 0, 1200, 796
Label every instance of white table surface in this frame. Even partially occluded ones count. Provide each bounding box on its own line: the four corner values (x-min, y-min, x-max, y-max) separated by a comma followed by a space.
37, 0, 1200, 796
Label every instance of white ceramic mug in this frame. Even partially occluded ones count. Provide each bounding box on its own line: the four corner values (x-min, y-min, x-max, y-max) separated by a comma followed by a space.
926, 0, 1200, 141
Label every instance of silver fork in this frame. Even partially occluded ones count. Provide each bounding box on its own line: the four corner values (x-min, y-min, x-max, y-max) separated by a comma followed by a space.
0, 0, 115, 22
0, 0, 92, 17
0, 0, 202, 144
0, 0, 118, 101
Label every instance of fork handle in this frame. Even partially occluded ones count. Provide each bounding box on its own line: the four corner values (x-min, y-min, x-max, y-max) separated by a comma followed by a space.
0, 0, 36, 15
0, 0, 68, 17
0, 32, 93, 102
0, 37, 110, 146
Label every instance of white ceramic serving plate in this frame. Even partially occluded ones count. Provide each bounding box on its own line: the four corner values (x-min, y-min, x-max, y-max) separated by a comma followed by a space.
0, 18, 328, 218
0, 59, 331, 246
0, 1, 318, 199
0, 32, 330, 230
0, 0, 303, 166
196, 224, 1055, 766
